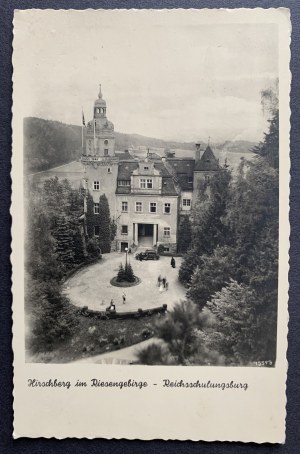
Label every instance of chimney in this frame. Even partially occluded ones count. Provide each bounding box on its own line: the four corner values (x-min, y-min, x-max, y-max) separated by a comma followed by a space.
195, 143, 201, 161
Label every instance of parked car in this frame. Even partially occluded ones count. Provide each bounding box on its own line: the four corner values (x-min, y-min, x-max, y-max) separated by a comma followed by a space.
135, 249, 160, 261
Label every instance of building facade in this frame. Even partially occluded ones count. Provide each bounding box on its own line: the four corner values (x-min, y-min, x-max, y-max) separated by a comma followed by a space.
82, 87, 221, 253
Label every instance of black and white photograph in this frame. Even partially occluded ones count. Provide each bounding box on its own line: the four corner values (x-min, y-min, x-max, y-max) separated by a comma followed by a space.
23, 11, 281, 367
12, 8, 290, 441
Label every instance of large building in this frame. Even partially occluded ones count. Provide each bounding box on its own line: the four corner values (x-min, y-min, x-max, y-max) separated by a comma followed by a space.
82, 87, 221, 253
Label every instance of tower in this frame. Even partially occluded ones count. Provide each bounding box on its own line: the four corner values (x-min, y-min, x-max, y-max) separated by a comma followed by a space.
82, 86, 119, 226
85, 84, 116, 157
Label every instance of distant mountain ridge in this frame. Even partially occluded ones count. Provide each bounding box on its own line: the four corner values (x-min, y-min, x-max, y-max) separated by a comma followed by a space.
24, 117, 256, 174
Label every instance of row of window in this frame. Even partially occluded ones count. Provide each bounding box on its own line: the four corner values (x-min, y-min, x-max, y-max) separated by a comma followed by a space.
93, 225, 171, 237
94, 176, 209, 190
93, 199, 191, 214
121, 225, 171, 237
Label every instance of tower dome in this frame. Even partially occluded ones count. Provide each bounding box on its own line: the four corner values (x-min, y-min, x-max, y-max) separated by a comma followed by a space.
94, 84, 107, 117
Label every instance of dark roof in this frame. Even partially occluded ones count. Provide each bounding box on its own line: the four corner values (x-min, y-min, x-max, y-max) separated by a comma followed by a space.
117, 162, 138, 180
147, 152, 162, 160
116, 186, 131, 194
165, 159, 195, 190
194, 145, 220, 171
152, 162, 172, 177
161, 178, 178, 196
115, 151, 135, 161
166, 158, 195, 175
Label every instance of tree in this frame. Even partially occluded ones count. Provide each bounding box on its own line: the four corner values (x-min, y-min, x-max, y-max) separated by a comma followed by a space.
137, 301, 217, 365
98, 194, 112, 253
73, 226, 86, 264
26, 278, 79, 353
177, 216, 192, 253
124, 262, 135, 282
116, 263, 126, 282
187, 246, 237, 309
203, 280, 271, 365
179, 168, 232, 284
52, 215, 75, 270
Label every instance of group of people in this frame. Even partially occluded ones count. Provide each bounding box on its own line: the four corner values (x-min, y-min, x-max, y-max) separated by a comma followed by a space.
157, 257, 177, 293
157, 275, 169, 292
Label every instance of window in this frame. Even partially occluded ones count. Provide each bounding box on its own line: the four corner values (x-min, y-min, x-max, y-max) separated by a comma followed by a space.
205, 175, 210, 182
118, 180, 131, 187
107, 167, 111, 174
144, 166, 149, 170
104, 140, 109, 145
146, 179, 153, 188
164, 203, 171, 214
135, 202, 143, 212
140, 179, 146, 189
163, 247, 170, 252
182, 199, 191, 207
164, 227, 171, 237
121, 225, 128, 235
150, 202, 157, 213
188, 176, 193, 184
93, 181, 100, 190
94, 226, 100, 237
94, 203, 99, 214
104, 149, 109, 156
122, 201, 128, 212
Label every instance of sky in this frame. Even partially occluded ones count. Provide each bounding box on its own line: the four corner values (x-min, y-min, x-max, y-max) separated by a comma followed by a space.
16, 10, 279, 143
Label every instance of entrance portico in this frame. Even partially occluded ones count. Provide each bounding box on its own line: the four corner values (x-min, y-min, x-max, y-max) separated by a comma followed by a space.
134, 222, 158, 247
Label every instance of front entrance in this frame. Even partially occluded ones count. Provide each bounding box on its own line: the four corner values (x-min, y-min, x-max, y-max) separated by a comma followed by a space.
120, 241, 129, 252
135, 223, 157, 247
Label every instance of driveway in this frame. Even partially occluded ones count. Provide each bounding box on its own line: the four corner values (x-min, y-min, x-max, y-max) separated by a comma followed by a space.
63, 253, 186, 313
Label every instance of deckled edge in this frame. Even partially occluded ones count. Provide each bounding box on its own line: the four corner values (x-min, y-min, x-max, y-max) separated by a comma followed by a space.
11, 7, 292, 442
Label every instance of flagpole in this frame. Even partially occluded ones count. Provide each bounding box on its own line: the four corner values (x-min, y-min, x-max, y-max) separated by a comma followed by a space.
81, 108, 85, 155
93, 119, 96, 156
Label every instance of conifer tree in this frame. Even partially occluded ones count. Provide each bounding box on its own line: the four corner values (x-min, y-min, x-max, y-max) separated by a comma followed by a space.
116, 263, 126, 282
53, 215, 75, 270
98, 194, 112, 253
179, 168, 232, 284
177, 216, 192, 253
124, 262, 135, 282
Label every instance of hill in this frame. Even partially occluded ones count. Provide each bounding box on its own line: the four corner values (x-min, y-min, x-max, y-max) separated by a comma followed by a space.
24, 117, 197, 174
24, 117, 256, 174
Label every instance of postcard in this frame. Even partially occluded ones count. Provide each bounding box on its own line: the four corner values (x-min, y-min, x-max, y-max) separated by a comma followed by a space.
12, 8, 290, 442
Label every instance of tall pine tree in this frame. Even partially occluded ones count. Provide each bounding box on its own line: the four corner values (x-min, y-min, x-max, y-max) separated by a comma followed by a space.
98, 194, 112, 253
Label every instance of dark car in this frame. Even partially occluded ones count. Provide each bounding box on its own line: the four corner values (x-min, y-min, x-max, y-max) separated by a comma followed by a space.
135, 249, 160, 261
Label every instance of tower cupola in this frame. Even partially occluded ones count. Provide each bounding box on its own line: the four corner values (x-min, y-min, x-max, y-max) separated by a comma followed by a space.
94, 84, 107, 118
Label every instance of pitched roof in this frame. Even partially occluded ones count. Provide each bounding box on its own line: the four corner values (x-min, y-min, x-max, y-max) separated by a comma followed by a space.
115, 151, 136, 161
166, 158, 195, 175
194, 145, 220, 171
165, 159, 195, 190
161, 178, 178, 196
117, 162, 138, 180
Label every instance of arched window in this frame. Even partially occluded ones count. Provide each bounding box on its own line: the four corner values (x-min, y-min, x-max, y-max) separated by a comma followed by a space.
104, 140, 109, 145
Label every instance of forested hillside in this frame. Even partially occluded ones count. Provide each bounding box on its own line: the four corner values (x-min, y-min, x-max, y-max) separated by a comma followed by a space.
24, 118, 83, 173
24, 117, 194, 174
24, 117, 256, 174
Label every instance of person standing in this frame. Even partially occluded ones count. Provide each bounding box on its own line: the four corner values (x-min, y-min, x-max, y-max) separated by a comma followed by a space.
122, 293, 126, 304
157, 275, 162, 287
171, 256, 176, 268
162, 277, 166, 288
165, 281, 169, 291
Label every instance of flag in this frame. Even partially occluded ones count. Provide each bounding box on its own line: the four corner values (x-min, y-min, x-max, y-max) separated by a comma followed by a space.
82, 111, 86, 126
